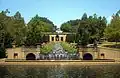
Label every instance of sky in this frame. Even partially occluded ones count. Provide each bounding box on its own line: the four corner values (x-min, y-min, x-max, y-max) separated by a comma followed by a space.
0, 0, 120, 27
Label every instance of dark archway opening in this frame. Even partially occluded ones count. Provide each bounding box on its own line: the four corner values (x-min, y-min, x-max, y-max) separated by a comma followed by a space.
83, 53, 93, 60
26, 53, 36, 60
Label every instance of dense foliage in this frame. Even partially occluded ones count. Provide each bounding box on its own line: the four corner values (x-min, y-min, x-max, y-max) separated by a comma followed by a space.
60, 19, 80, 32
0, 10, 55, 58
104, 10, 120, 44
28, 15, 54, 32
0, 10, 26, 58
66, 34, 76, 43
0, 10, 26, 47
25, 15, 55, 45
0, 9, 120, 58
61, 13, 107, 46
40, 42, 55, 54
60, 42, 77, 53
77, 13, 107, 46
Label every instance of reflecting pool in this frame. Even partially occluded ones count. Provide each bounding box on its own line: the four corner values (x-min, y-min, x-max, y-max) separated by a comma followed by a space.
0, 65, 120, 78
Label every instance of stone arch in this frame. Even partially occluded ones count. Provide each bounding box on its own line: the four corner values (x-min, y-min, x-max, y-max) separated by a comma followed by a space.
83, 53, 93, 60
26, 53, 36, 60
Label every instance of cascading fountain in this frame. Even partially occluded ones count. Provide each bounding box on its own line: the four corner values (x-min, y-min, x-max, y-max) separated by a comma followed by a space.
39, 43, 79, 60
48, 43, 69, 60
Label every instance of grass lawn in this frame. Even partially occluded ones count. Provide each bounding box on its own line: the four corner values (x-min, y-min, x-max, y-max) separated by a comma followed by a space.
100, 41, 120, 46
99, 41, 120, 51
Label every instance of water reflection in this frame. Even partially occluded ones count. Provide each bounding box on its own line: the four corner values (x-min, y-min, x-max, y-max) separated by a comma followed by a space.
0, 65, 120, 78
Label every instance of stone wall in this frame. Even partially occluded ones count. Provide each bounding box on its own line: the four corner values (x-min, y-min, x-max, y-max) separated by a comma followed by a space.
7, 47, 24, 59
78, 47, 120, 60
6, 45, 40, 59
100, 48, 120, 60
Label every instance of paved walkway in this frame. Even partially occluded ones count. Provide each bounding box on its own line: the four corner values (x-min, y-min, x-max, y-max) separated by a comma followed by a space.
1, 61, 120, 66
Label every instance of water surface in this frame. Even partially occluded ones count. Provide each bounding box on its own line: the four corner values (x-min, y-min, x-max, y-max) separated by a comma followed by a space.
0, 65, 120, 78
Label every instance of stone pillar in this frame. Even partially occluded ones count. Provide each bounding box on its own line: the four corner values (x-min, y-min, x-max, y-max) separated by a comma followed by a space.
63, 35, 66, 42
59, 36, 61, 42
79, 52, 83, 59
97, 48, 100, 59
78, 47, 83, 59
93, 47, 100, 59
94, 52, 98, 59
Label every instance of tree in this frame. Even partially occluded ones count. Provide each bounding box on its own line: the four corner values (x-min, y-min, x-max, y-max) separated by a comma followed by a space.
87, 15, 107, 43
25, 20, 43, 45
77, 13, 89, 46
60, 23, 72, 32
66, 34, 76, 43
0, 10, 27, 58
0, 10, 11, 58
60, 19, 80, 32
60, 13, 107, 41
27, 15, 55, 32
81, 13, 87, 20
25, 14, 55, 45
11, 11, 26, 46
104, 10, 120, 45
76, 13, 107, 48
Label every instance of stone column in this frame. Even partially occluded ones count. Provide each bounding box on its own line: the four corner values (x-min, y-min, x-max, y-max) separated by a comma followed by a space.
78, 47, 83, 59
59, 36, 61, 42
49, 35, 51, 42
63, 35, 66, 42
94, 52, 98, 59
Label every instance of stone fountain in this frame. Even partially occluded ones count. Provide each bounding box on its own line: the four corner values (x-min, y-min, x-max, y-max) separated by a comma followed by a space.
48, 43, 69, 60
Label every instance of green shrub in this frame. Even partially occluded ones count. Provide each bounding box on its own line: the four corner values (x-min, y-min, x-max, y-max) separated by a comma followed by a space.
40, 42, 55, 54
60, 42, 77, 53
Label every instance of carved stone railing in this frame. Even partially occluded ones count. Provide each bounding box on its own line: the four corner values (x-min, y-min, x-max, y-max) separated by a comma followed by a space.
22, 45, 40, 52
78, 47, 99, 53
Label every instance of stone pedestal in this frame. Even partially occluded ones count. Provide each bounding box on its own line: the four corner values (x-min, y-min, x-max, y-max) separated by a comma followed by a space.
79, 52, 83, 59
78, 47, 83, 59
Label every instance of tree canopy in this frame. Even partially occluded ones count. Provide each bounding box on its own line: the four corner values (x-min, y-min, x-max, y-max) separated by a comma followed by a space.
104, 10, 120, 43
0, 10, 55, 58
60, 13, 107, 45
0, 9, 120, 58
25, 14, 55, 45
0, 10, 26, 58
60, 19, 80, 32
78, 13, 106, 45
